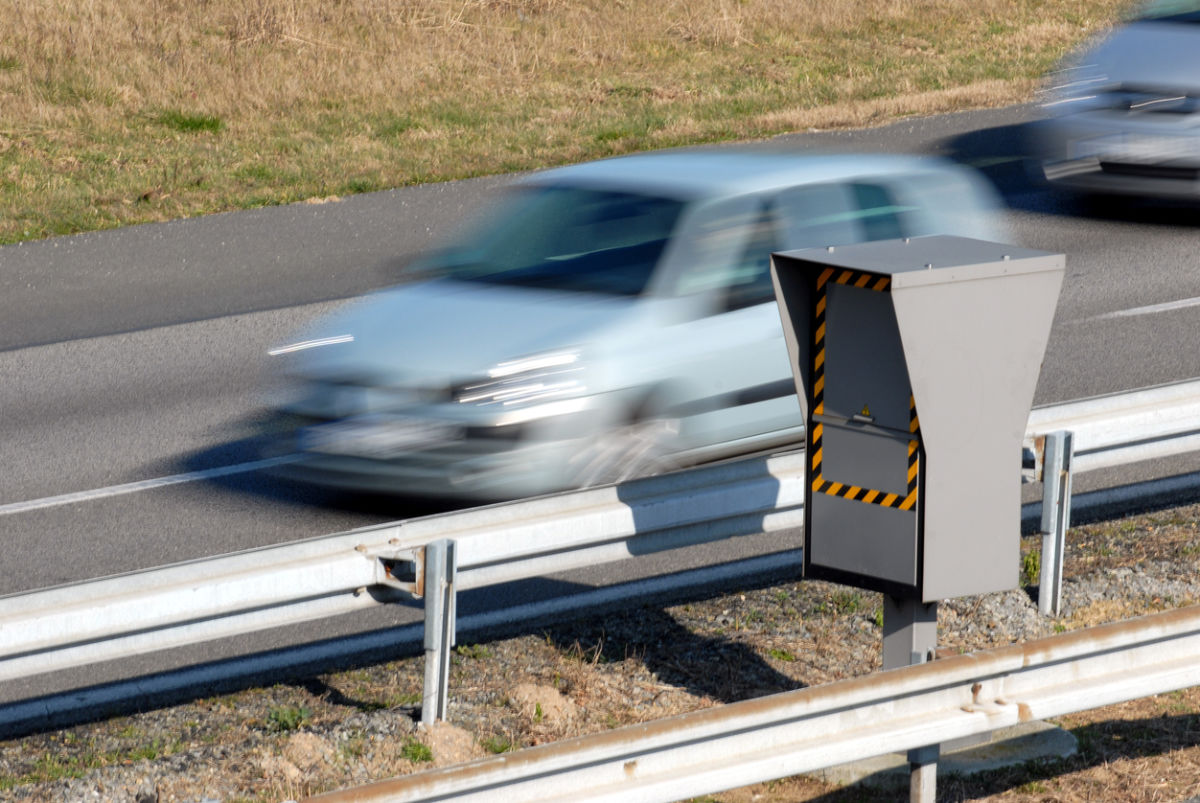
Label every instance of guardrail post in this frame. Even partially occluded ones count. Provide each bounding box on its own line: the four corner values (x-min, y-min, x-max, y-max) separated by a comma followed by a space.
421, 539, 457, 725
1039, 430, 1074, 617
882, 596, 938, 803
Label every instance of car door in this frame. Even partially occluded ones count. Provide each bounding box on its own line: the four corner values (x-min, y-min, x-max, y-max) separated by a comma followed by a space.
689, 181, 874, 450
643, 186, 837, 457
663, 179, 926, 457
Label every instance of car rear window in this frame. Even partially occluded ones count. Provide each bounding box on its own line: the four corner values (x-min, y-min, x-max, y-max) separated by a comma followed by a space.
423, 185, 686, 296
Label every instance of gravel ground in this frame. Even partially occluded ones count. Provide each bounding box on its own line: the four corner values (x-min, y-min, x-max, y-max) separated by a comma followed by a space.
5, 501, 1200, 802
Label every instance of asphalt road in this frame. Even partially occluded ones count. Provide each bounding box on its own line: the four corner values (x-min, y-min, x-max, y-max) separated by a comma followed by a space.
4, 102, 1200, 703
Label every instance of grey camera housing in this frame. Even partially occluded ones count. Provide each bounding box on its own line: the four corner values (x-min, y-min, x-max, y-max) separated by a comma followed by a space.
771, 236, 1064, 601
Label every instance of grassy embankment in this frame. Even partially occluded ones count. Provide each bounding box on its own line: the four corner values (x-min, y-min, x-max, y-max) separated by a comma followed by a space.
0, 0, 1131, 246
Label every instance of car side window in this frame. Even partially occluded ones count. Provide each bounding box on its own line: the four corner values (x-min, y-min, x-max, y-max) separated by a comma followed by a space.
718, 182, 916, 310
721, 205, 784, 310
774, 183, 859, 248
850, 182, 917, 241
774, 181, 921, 248
667, 180, 922, 310
883, 170, 999, 242
666, 195, 785, 310
670, 195, 768, 293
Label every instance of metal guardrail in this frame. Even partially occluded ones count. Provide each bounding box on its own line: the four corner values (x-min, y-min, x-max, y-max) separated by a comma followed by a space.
1027, 378, 1200, 474
3, 379, 1200, 734
0, 449, 806, 724
1025, 378, 1200, 616
308, 603, 1200, 803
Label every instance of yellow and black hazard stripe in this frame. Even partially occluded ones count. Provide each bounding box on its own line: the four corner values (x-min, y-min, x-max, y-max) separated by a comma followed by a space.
817, 266, 892, 293
811, 267, 891, 418
809, 266, 917, 511
810, 399, 919, 511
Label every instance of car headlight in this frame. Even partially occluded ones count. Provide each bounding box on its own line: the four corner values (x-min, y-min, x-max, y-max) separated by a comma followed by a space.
1039, 63, 1112, 112
453, 350, 586, 408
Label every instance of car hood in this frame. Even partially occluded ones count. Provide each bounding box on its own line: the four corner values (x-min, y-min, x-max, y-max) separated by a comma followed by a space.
286, 279, 642, 386
1086, 21, 1200, 93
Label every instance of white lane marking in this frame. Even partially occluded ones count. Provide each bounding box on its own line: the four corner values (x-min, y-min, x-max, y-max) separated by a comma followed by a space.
1088, 296, 1200, 321
0, 455, 303, 516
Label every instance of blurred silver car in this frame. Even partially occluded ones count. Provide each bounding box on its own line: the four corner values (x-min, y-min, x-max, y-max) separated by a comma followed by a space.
265, 149, 1000, 500
1036, 1, 1200, 197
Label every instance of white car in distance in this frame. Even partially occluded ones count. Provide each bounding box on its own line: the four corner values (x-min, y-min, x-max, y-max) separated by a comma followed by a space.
1035, 0, 1200, 198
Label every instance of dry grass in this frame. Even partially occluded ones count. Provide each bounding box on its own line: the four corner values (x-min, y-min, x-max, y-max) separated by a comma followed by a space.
0, 0, 1133, 244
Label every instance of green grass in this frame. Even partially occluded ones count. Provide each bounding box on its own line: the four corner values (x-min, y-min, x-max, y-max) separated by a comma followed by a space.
822, 590, 868, 616
0, 0, 1134, 246
157, 109, 224, 134
454, 644, 491, 661
0, 737, 185, 791
0, 755, 92, 789
341, 733, 368, 760
401, 738, 434, 763
1021, 549, 1042, 588
481, 734, 516, 754
388, 691, 422, 707
265, 705, 312, 732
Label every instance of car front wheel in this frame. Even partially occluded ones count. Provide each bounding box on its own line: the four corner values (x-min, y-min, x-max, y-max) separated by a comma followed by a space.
567, 416, 682, 488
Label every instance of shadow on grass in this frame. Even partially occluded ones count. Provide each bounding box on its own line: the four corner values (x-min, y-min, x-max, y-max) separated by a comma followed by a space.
546, 606, 802, 705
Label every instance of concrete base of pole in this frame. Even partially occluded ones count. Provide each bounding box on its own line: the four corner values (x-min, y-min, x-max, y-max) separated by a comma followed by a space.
811, 721, 1077, 790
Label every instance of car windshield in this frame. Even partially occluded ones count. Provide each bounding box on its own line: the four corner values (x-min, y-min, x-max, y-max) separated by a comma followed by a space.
1136, 0, 1200, 22
413, 185, 687, 296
